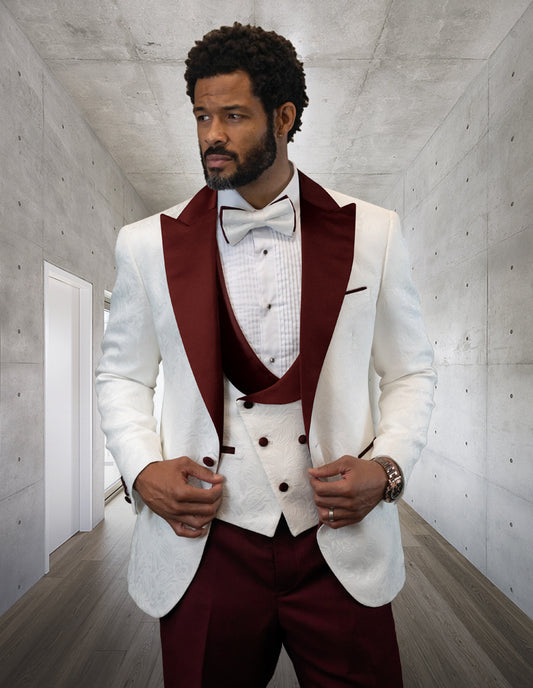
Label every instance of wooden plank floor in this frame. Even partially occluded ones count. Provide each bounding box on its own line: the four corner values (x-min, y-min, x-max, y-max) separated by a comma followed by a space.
1, 496, 532, 688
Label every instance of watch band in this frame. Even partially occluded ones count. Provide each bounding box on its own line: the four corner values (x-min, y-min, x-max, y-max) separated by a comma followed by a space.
371, 456, 404, 503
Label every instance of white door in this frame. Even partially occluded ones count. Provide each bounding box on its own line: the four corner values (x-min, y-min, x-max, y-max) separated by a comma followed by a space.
44, 264, 92, 564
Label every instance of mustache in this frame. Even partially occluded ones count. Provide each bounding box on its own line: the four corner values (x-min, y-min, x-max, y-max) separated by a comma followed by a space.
203, 146, 238, 161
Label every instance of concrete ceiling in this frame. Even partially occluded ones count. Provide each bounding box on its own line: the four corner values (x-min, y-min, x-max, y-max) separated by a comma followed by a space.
5, 0, 532, 213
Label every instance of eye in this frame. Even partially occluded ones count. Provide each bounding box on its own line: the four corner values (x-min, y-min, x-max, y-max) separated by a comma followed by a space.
196, 114, 210, 123
227, 113, 243, 121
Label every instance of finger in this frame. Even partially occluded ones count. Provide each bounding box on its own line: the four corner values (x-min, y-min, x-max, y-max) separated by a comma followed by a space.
322, 518, 355, 530
185, 461, 225, 485
177, 481, 224, 505
313, 493, 353, 509
169, 499, 221, 519
308, 458, 345, 479
317, 506, 353, 522
309, 476, 351, 499
171, 521, 209, 538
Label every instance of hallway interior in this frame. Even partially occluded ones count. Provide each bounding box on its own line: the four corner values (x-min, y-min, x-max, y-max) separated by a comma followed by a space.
0, 495, 532, 688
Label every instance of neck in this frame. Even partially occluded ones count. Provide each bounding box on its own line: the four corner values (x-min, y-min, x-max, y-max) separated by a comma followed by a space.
236, 152, 293, 209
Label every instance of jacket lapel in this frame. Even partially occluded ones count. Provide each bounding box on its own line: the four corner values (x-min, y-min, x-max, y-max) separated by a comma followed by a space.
298, 172, 356, 436
159, 173, 355, 443
160, 186, 223, 443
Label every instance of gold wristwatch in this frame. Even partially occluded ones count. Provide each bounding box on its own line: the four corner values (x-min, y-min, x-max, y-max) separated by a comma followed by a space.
371, 456, 404, 502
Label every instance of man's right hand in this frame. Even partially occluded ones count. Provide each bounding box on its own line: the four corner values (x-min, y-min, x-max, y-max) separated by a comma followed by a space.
133, 456, 224, 539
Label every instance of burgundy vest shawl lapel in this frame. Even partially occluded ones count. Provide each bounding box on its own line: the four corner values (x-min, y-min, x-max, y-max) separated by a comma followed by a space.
298, 171, 356, 437
160, 186, 223, 443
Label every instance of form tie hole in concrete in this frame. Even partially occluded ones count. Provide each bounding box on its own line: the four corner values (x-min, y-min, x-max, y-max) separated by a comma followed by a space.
510, 458, 513, 463
466, 123, 470, 130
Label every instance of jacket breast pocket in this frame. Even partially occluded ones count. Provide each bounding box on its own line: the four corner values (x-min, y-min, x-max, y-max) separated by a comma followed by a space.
345, 285, 368, 295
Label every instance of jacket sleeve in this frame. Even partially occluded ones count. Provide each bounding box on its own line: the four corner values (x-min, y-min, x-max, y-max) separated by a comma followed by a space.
370, 211, 436, 482
95, 227, 163, 510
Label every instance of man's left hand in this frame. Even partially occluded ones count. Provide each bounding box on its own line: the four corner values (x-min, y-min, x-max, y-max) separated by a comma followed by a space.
309, 456, 387, 529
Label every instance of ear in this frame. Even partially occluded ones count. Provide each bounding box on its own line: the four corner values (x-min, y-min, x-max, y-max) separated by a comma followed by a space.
274, 102, 297, 139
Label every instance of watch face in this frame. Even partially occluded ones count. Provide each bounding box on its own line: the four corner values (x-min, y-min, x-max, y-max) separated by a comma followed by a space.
390, 484, 403, 500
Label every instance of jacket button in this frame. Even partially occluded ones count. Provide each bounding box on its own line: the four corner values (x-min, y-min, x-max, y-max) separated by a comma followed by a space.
258, 437, 269, 447
203, 456, 215, 467
243, 401, 254, 409
298, 434, 307, 444
279, 482, 289, 492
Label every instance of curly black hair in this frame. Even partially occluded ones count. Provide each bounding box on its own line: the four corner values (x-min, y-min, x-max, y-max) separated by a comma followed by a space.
184, 23, 308, 142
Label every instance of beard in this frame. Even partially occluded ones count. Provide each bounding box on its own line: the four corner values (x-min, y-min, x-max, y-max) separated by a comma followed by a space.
200, 118, 277, 191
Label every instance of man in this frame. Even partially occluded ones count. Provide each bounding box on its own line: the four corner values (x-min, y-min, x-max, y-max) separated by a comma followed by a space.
96, 22, 435, 688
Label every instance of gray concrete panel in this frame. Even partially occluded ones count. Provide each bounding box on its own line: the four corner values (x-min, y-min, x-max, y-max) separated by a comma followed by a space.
3, 0, 133, 61
487, 483, 533, 619
0, 481, 45, 617
375, 0, 532, 59
488, 226, 533, 365
116, 0, 254, 61
405, 448, 487, 574
488, 104, 533, 245
0, 236, 43, 364
488, 0, 533, 127
0, 363, 44, 503
404, 138, 488, 286
404, 65, 488, 216
418, 252, 487, 367
383, 176, 404, 217
425, 364, 487, 478
255, 0, 391, 62
487, 364, 533, 503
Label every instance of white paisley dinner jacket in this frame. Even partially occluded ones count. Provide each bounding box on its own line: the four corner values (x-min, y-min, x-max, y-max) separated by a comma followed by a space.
95, 171, 436, 618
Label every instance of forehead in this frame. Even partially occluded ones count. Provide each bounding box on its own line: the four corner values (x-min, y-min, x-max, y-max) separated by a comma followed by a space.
193, 70, 261, 107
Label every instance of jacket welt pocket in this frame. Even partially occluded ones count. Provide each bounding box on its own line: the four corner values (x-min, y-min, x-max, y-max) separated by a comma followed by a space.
345, 286, 368, 295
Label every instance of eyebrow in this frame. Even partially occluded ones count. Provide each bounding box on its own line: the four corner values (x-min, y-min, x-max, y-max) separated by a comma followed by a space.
193, 104, 250, 113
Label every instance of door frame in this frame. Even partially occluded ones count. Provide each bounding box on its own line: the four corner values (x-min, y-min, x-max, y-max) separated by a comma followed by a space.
44, 262, 93, 572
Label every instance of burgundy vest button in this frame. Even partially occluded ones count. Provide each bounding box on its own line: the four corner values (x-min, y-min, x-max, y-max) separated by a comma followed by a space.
279, 482, 289, 492
258, 437, 269, 447
298, 434, 307, 444
202, 456, 215, 467
243, 401, 254, 409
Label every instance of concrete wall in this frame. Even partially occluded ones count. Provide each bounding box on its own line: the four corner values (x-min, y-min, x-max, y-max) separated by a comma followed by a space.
0, 1, 147, 616
385, 3, 533, 619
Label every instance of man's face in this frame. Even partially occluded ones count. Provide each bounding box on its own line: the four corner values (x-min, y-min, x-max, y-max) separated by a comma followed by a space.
193, 71, 277, 190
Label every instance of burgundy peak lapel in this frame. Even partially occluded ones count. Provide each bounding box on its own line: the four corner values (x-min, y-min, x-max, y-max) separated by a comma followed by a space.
298, 171, 356, 437
160, 186, 223, 443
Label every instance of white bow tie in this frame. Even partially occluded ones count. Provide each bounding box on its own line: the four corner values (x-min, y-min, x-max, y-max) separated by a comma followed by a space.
220, 195, 296, 246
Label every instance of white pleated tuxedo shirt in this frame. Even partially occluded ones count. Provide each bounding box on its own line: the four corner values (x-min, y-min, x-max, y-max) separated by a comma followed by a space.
216, 166, 301, 376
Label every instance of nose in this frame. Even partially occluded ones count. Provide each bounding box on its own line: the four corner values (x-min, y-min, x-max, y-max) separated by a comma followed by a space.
204, 117, 228, 146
